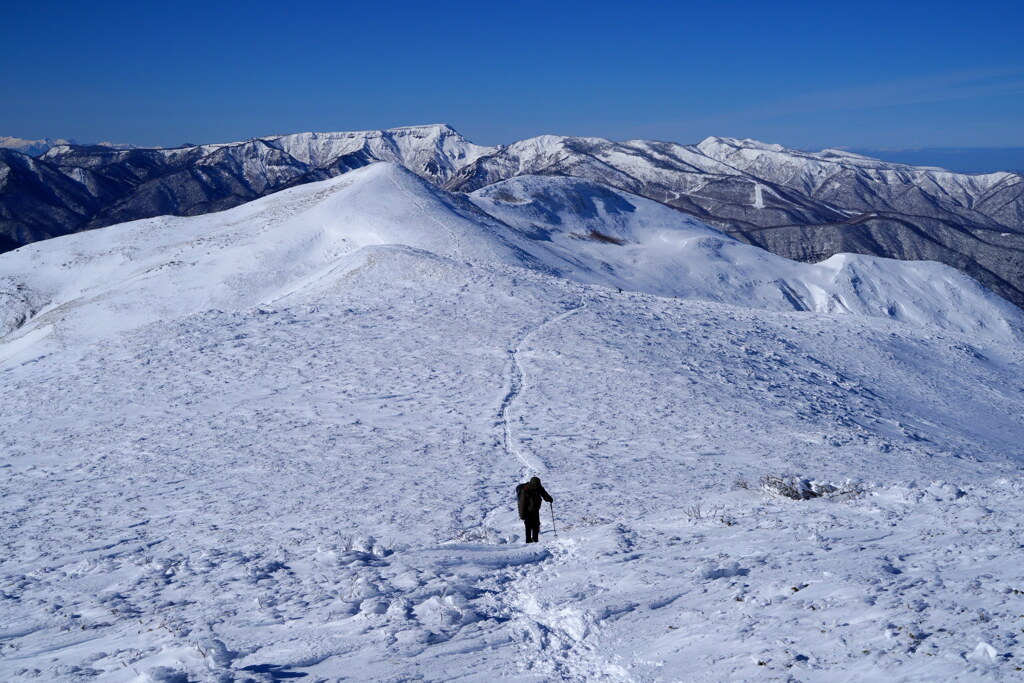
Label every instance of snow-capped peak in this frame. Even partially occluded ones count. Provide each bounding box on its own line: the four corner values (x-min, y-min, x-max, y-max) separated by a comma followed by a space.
1, 136, 143, 157
697, 136, 786, 153
0, 136, 76, 156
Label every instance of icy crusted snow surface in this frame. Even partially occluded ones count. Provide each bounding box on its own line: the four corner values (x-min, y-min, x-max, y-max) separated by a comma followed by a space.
2, 164, 1024, 681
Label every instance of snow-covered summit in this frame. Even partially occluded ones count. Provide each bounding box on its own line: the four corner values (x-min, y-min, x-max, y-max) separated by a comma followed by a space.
5, 124, 1024, 309
260, 124, 495, 182
2, 163, 1020, 370
697, 136, 787, 153
0, 135, 76, 156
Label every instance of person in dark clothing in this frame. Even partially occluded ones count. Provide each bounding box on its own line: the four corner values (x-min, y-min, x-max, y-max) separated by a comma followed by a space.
516, 476, 553, 543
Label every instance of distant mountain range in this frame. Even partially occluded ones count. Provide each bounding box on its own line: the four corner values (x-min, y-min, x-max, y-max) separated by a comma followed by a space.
0, 136, 140, 156
0, 137, 78, 156
2, 124, 1022, 307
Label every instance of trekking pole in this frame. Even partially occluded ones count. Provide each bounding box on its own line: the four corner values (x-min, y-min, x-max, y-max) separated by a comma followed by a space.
549, 501, 557, 538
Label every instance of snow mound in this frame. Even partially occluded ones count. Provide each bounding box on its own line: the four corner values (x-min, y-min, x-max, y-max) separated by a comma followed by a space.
0, 164, 536, 361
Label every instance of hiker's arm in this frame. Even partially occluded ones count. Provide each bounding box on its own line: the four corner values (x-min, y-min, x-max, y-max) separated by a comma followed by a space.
540, 487, 553, 503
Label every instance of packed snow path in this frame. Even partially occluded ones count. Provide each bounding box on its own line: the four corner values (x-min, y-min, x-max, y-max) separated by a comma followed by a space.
491, 299, 634, 681
499, 302, 586, 478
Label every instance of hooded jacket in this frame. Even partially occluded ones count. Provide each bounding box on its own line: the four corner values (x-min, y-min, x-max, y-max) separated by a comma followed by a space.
517, 478, 553, 519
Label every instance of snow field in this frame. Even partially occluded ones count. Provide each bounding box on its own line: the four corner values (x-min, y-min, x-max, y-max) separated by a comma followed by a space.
2, 245, 1024, 680
2, 164, 1024, 680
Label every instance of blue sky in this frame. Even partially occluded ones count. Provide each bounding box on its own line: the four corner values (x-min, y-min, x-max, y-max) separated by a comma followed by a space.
3, 0, 1022, 149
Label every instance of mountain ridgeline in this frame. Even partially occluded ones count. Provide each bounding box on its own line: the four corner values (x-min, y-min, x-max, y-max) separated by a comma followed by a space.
2, 124, 1023, 306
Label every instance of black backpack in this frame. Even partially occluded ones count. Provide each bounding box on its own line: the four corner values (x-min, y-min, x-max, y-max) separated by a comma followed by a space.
516, 483, 539, 515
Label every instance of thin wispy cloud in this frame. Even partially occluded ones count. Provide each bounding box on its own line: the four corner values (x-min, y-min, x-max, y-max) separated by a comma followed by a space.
639, 66, 1024, 140
755, 66, 1024, 117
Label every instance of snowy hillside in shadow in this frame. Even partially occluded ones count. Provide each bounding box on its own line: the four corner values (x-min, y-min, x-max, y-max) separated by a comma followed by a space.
2, 162, 1024, 681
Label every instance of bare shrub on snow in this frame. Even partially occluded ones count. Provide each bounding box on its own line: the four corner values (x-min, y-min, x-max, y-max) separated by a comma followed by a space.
577, 515, 612, 527
683, 503, 733, 526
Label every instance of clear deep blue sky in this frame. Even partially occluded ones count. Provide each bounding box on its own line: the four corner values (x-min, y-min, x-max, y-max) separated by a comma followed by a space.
3, 0, 1022, 150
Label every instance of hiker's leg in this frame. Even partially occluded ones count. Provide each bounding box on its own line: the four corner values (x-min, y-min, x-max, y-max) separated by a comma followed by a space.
526, 513, 541, 542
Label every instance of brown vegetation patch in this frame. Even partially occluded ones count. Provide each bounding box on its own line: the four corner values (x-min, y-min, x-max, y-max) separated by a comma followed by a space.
570, 230, 626, 245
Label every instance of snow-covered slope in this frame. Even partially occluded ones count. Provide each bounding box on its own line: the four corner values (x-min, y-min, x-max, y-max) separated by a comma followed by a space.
4, 125, 1024, 310
694, 135, 1018, 221
3, 163, 1024, 681
0, 164, 538, 361
446, 133, 1024, 307
471, 175, 1024, 341
2, 164, 1020, 366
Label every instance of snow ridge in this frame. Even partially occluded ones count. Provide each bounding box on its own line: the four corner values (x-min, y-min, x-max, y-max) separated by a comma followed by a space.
2, 165, 1019, 367
5, 125, 1023, 309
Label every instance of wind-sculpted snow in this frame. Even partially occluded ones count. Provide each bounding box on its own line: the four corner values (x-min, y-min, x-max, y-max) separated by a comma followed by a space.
0, 165, 544, 361
2, 164, 1024, 680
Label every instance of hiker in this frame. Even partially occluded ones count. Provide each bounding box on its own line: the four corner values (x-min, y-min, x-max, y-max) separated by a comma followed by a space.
516, 476, 553, 543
